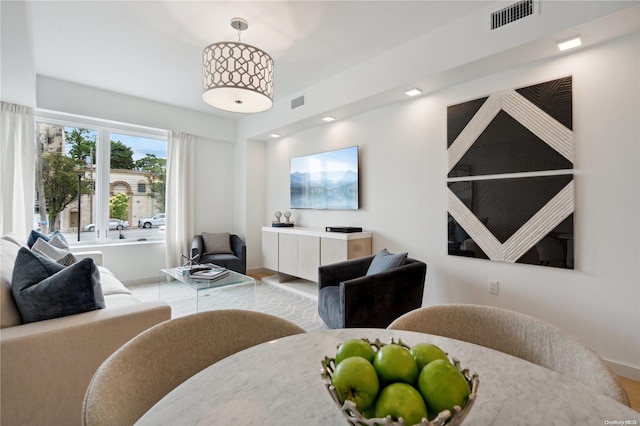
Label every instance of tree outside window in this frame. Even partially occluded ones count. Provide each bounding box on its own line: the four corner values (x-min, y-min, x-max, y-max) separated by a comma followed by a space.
134, 154, 166, 212
110, 193, 129, 221
36, 124, 93, 234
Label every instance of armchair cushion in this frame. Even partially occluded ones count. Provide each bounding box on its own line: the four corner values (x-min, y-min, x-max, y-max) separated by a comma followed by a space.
366, 248, 407, 275
11, 248, 105, 323
318, 286, 342, 326
201, 232, 233, 255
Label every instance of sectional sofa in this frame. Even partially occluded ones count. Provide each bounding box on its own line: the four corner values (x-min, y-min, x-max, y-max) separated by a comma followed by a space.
0, 233, 171, 425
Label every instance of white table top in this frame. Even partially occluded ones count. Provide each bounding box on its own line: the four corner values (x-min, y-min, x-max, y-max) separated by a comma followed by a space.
136, 329, 639, 425
262, 225, 372, 240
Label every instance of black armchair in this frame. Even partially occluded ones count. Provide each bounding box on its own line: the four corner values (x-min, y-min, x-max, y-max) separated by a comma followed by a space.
318, 255, 427, 329
191, 234, 246, 274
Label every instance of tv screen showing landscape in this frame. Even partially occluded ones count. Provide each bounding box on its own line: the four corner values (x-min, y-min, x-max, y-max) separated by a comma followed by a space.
290, 146, 359, 210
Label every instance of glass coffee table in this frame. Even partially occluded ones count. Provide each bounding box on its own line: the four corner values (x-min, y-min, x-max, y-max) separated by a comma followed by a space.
160, 265, 256, 313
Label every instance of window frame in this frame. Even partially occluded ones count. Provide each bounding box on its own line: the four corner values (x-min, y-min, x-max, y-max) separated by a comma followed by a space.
34, 110, 168, 246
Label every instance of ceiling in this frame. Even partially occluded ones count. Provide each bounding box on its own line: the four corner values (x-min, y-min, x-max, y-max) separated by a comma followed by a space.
28, 1, 493, 118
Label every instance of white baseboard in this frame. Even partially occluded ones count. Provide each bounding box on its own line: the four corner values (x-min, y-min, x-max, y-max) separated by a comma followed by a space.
605, 359, 640, 381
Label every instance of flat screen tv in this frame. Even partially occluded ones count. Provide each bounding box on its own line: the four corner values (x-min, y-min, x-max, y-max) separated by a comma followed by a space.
290, 146, 359, 210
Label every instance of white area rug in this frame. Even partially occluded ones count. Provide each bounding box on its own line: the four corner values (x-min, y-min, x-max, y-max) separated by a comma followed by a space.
128, 280, 328, 332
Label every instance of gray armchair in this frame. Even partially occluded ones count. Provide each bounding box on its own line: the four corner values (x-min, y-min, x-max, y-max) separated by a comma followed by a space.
191, 234, 246, 274
318, 255, 427, 329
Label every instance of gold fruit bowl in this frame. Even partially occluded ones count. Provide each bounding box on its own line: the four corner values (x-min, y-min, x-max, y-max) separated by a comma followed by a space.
320, 338, 479, 426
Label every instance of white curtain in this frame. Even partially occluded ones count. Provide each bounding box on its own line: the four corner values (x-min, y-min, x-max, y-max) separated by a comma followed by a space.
0, 102, 35, 237
165, 131, 195, 268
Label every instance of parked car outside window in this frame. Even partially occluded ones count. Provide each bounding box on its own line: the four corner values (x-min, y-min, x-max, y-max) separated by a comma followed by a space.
83, 218, 130, 232
138, 213, 166, 229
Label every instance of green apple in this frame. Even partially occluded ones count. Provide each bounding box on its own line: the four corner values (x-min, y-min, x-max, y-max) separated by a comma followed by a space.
335, 339, 376, 364
374, 383, 428, 425
373, 344, 419, 385
331, 356, 380, 411
410, 343, 449, 371
418, 359, 470, 416
361, 406, 376, 419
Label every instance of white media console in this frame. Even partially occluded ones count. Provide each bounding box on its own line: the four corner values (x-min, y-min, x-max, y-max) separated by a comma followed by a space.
261, 226, 372, 282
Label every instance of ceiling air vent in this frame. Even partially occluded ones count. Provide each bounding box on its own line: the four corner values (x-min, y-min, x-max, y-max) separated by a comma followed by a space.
489, 0, 538, 31
291, 94, 305, 110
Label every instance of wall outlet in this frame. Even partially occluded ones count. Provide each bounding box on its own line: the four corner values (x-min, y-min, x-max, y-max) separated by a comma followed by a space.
488, 280, 499, 295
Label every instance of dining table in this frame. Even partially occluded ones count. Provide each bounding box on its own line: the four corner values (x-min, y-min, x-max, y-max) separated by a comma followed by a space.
135, 328, 640, 425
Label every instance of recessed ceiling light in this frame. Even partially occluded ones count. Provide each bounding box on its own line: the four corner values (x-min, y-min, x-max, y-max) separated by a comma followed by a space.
558, 37, 582, 51
270, 133, 281, 138
405, 88, 422, 97
323, 116, 336, 122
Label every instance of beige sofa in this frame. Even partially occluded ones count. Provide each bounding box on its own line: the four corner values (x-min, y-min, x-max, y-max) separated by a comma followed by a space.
0, 234, 171, 425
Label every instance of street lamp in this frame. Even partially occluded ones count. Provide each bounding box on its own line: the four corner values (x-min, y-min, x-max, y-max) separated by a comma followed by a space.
77, 173, 83, 242
86, 146, 93, 224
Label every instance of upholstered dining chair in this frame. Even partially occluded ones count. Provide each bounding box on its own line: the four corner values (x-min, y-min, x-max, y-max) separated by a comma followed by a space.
82, 309, 305, 426
388, 304, 630, 406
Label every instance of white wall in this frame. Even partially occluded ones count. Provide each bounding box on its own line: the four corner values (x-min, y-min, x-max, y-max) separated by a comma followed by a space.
36, 77, 236, 142
238, 2, 637, 140
192, 135, 236, 236
254, 33, 640, 378
243, 139, 268, 267
87, 241, 165, 286
0, 1, 36, 107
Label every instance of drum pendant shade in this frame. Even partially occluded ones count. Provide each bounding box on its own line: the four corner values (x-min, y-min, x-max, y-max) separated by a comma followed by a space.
202, 19, 274, 113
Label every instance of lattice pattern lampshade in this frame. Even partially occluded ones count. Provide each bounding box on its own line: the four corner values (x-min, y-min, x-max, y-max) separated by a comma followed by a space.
202, 41, 274, 113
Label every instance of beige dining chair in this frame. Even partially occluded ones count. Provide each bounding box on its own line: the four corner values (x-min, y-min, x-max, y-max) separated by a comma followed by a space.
388, 304, 630, 406
82, 309, 306, 426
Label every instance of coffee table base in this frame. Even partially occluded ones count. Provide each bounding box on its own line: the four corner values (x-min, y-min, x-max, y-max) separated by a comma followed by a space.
159, 267, 256, 313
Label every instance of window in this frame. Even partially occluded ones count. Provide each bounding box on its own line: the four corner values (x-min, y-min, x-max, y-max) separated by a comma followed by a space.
33, 113, 167, 246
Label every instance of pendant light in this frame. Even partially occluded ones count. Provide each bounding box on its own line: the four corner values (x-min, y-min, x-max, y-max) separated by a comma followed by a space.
202, 18, 274, 113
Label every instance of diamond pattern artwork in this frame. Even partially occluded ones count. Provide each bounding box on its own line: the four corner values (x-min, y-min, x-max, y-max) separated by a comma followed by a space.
448, 175, 574, 267
446, 77, 574, 269
516, 77, 573, 129
448, 76, 573, 177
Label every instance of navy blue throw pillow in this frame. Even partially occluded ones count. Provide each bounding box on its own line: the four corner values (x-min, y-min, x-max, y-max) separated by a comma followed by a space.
27, 230, 49, 248
26, 230, 68, 248
11, 248, 105, 323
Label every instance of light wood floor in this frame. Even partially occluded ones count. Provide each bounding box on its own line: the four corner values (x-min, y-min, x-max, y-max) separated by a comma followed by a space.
620, 377, 640, 412
247, 270, 640, 412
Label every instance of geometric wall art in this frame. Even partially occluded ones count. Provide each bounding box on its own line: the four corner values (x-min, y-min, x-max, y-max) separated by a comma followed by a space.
447, 76, 574, 268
